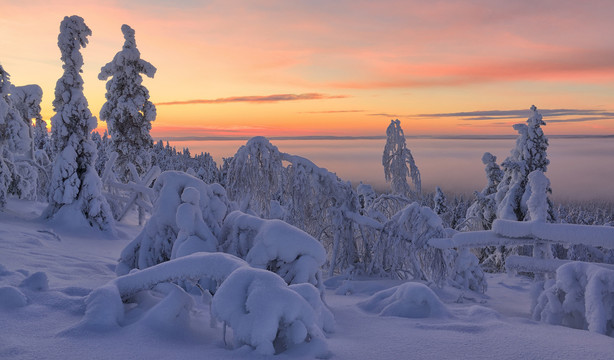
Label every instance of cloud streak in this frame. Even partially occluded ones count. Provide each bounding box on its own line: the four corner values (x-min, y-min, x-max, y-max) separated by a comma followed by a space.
299, 110, 364, 114
411, 108, 614, 125
156, 93, 347, 106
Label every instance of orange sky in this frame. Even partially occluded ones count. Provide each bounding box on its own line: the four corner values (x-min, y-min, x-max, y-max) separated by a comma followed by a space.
1, 0, 613, 138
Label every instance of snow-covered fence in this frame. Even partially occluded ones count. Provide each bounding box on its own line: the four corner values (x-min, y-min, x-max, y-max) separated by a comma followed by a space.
429, 219, 614, 275
101, 152, 160, 224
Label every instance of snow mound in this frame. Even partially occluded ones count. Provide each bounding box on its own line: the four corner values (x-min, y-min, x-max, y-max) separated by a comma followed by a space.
358, 282, 450, 318
19, 271, 49, 291
533, 261, 614, 336
117, 171, 232, 274
211, 267, 330, 355
0, 286, 28, 309
220, 211, 326, 289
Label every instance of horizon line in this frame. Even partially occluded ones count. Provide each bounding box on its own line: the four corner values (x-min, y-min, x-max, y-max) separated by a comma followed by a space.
153, 134, 614, 142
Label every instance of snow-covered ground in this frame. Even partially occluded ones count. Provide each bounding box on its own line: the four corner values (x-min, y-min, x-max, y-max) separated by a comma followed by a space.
1, 199, 612, 360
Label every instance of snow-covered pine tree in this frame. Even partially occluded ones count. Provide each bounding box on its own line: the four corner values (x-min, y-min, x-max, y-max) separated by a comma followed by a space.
0, 66, 30, 156
12, 85, 43, 160
44, 15, 114, 231
382, 119, 421, 199
495, 105, 555, 222
434, 186, 448, 215
465, 152, 503, 230
99, 24, 156, 182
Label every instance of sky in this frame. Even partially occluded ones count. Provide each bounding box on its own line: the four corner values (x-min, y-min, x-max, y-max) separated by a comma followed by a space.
1, 0, 614, 138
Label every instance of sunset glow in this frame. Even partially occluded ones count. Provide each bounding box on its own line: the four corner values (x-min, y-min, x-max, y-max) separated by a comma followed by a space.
2, 0, 613, 138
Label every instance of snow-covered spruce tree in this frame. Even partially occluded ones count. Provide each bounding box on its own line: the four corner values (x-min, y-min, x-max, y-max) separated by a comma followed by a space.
495, 105, 555, 222
12, 84, 43, 160
382, 119, 421, 199
0, 65, 27, 206
44, 15, 114, 231
465, 152, 503, 231
0, 66, 30, 156
99, 24, 156, 182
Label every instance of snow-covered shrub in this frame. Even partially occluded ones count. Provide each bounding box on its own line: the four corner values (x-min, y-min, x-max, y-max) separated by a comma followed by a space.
280, 153, 361, 276
449, 248, 487, 293
225, 136, 284, 218
358, 282, 450, 318
211, 267, 331, 355
117, 171, 232, 275
13, 161, 37, 200
219, 210, 327, 289
84, 252, 248, 329
99, 24, 156, 182
0, 154, 11, 208
533, 261, 614, 337
170, 187, 218, 259
369, 202, 452, 285
382, 119, 421, 199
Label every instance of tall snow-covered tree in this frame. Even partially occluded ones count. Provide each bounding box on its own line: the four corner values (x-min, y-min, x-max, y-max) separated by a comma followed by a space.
382, 119, 421, 199
12, 84, 43, 160
495, 105, 555, 222
99, 24, 156, 182
0, 66, 30, 156
44, 15, 114, 231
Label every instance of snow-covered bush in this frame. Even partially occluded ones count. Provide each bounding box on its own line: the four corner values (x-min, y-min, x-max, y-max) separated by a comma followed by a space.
211, 267, 331, 355
449, 248, 487, 293
84, 252, 249, 329
219, 210, 327, 289
358, 282, 450, 318
171, 186, 218, 259
117, 171, 232, 274
533, 261, 614, 337
369, 202, 452, 285
99, 24, 156, 182
84, 253, 333, 356
44, 15, 114, 232
225, 136, 283, 218
382, 119, 421, 199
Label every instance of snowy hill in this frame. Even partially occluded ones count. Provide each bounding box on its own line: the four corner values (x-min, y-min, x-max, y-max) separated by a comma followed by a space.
1, 199, 612, 360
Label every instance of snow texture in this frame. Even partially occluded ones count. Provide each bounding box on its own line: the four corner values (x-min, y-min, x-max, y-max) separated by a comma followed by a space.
117, 171, 232, 274
533, 261, 614, 336
219, 210, 327, 289
358, 282, 450, 318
